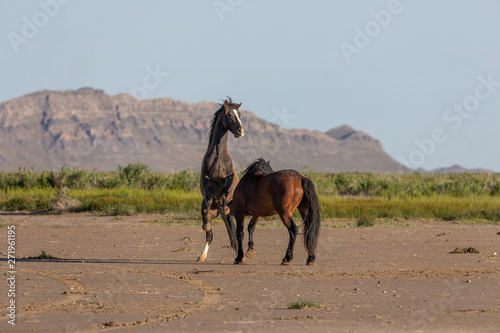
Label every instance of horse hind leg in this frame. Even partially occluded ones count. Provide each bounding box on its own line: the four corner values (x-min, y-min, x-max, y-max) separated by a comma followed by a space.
279, 213, 298, 266
221, 213, 237, 251
246, 216, 260, 259
234, 211, 246, 264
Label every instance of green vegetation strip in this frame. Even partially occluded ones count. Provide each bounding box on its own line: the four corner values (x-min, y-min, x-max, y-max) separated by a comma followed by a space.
0, 163, 499, 222
1, 188, 499, 222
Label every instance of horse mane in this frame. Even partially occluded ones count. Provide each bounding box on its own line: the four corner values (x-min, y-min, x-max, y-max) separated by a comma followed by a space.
208, 97, 239, 145
243, 158, 274, 175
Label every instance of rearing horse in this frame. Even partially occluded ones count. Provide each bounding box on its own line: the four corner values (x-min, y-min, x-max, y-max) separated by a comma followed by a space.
198, 98, 244, 262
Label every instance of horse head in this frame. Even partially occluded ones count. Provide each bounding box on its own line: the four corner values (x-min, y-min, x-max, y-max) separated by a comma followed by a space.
221, 98, 244, 138
243, 158, 274, 176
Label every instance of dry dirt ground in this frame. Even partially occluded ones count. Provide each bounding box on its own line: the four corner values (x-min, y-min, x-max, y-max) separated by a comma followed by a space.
0, 212, 499, 333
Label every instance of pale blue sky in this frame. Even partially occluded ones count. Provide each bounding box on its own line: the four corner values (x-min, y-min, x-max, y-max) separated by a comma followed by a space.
1, 0, 499, 171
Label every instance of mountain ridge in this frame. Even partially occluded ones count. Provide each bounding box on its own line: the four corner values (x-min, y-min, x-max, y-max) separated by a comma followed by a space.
0, 88, 408, 173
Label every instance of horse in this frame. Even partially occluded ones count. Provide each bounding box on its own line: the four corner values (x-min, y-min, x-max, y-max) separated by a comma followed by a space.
197, 97, 244, 263
229, 158, 321, 265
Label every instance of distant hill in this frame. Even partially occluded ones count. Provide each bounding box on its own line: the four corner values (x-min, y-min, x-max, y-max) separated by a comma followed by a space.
0, 88, 409, 173
426, 165, 495, 174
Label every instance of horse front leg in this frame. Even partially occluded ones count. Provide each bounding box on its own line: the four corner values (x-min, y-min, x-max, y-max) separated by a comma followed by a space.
246, 216, 260, 259
197, 202, 218, 263
197, 229, 213, 263
201, 175, 214, 231
201, 196, 213, 232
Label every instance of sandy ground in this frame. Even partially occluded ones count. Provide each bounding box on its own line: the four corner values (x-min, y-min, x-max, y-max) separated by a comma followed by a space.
0, 212, 499, 333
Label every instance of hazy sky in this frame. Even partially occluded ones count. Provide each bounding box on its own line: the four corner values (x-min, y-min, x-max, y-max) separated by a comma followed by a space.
1, 0, 499, 171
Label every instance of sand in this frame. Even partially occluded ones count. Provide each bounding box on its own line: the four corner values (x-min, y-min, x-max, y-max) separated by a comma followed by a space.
0, 213, 499, 332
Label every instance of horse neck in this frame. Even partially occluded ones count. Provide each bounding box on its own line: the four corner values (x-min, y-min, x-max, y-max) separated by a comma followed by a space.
208, 117, 229, 155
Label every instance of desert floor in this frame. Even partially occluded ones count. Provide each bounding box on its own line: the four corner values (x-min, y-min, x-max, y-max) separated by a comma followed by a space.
0, 213, 499, 332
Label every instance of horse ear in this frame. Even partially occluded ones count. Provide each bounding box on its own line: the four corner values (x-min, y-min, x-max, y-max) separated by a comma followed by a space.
237, 102, 242, 109
224, 99, 229, 107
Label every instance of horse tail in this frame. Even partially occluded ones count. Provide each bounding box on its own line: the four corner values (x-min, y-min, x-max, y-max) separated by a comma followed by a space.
301, 177, 321, 254
222, 213, 237, 251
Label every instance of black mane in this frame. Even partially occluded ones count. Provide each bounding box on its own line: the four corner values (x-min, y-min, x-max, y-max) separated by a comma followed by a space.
208, 97, 239, 145
243, 158, 274, 175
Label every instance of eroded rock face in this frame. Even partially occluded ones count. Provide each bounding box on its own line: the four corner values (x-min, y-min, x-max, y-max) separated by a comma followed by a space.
0, 88, 407, 172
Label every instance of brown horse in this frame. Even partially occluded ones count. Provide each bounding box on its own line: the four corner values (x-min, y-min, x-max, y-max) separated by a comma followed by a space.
230, 158, 321, 265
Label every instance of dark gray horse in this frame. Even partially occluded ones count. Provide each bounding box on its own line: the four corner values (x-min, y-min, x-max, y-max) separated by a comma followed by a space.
197, 98, 244, 262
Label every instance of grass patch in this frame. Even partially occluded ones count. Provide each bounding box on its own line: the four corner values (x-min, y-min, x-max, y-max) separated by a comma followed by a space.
173, 247, 193, 252
27, 250, 60, 259
108, 204, 137, 216
451, 247, 481, 254
374, 220, 415, 227
288, 301, 323, 310
323, 221, 353, 228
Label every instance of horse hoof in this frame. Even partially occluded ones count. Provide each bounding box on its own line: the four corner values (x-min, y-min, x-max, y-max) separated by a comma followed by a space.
281, 260, 290, 266
306, 260, 315, 266
197, 255, 207, 263
246, 248, 256, 259
234, 257, 246, 264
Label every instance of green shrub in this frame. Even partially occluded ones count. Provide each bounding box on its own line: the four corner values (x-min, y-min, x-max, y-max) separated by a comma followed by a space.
357, 214, 375, 227
2, 196, 38, 211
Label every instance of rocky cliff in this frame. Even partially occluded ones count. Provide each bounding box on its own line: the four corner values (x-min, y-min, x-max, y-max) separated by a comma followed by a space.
0, 88, 407, 173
